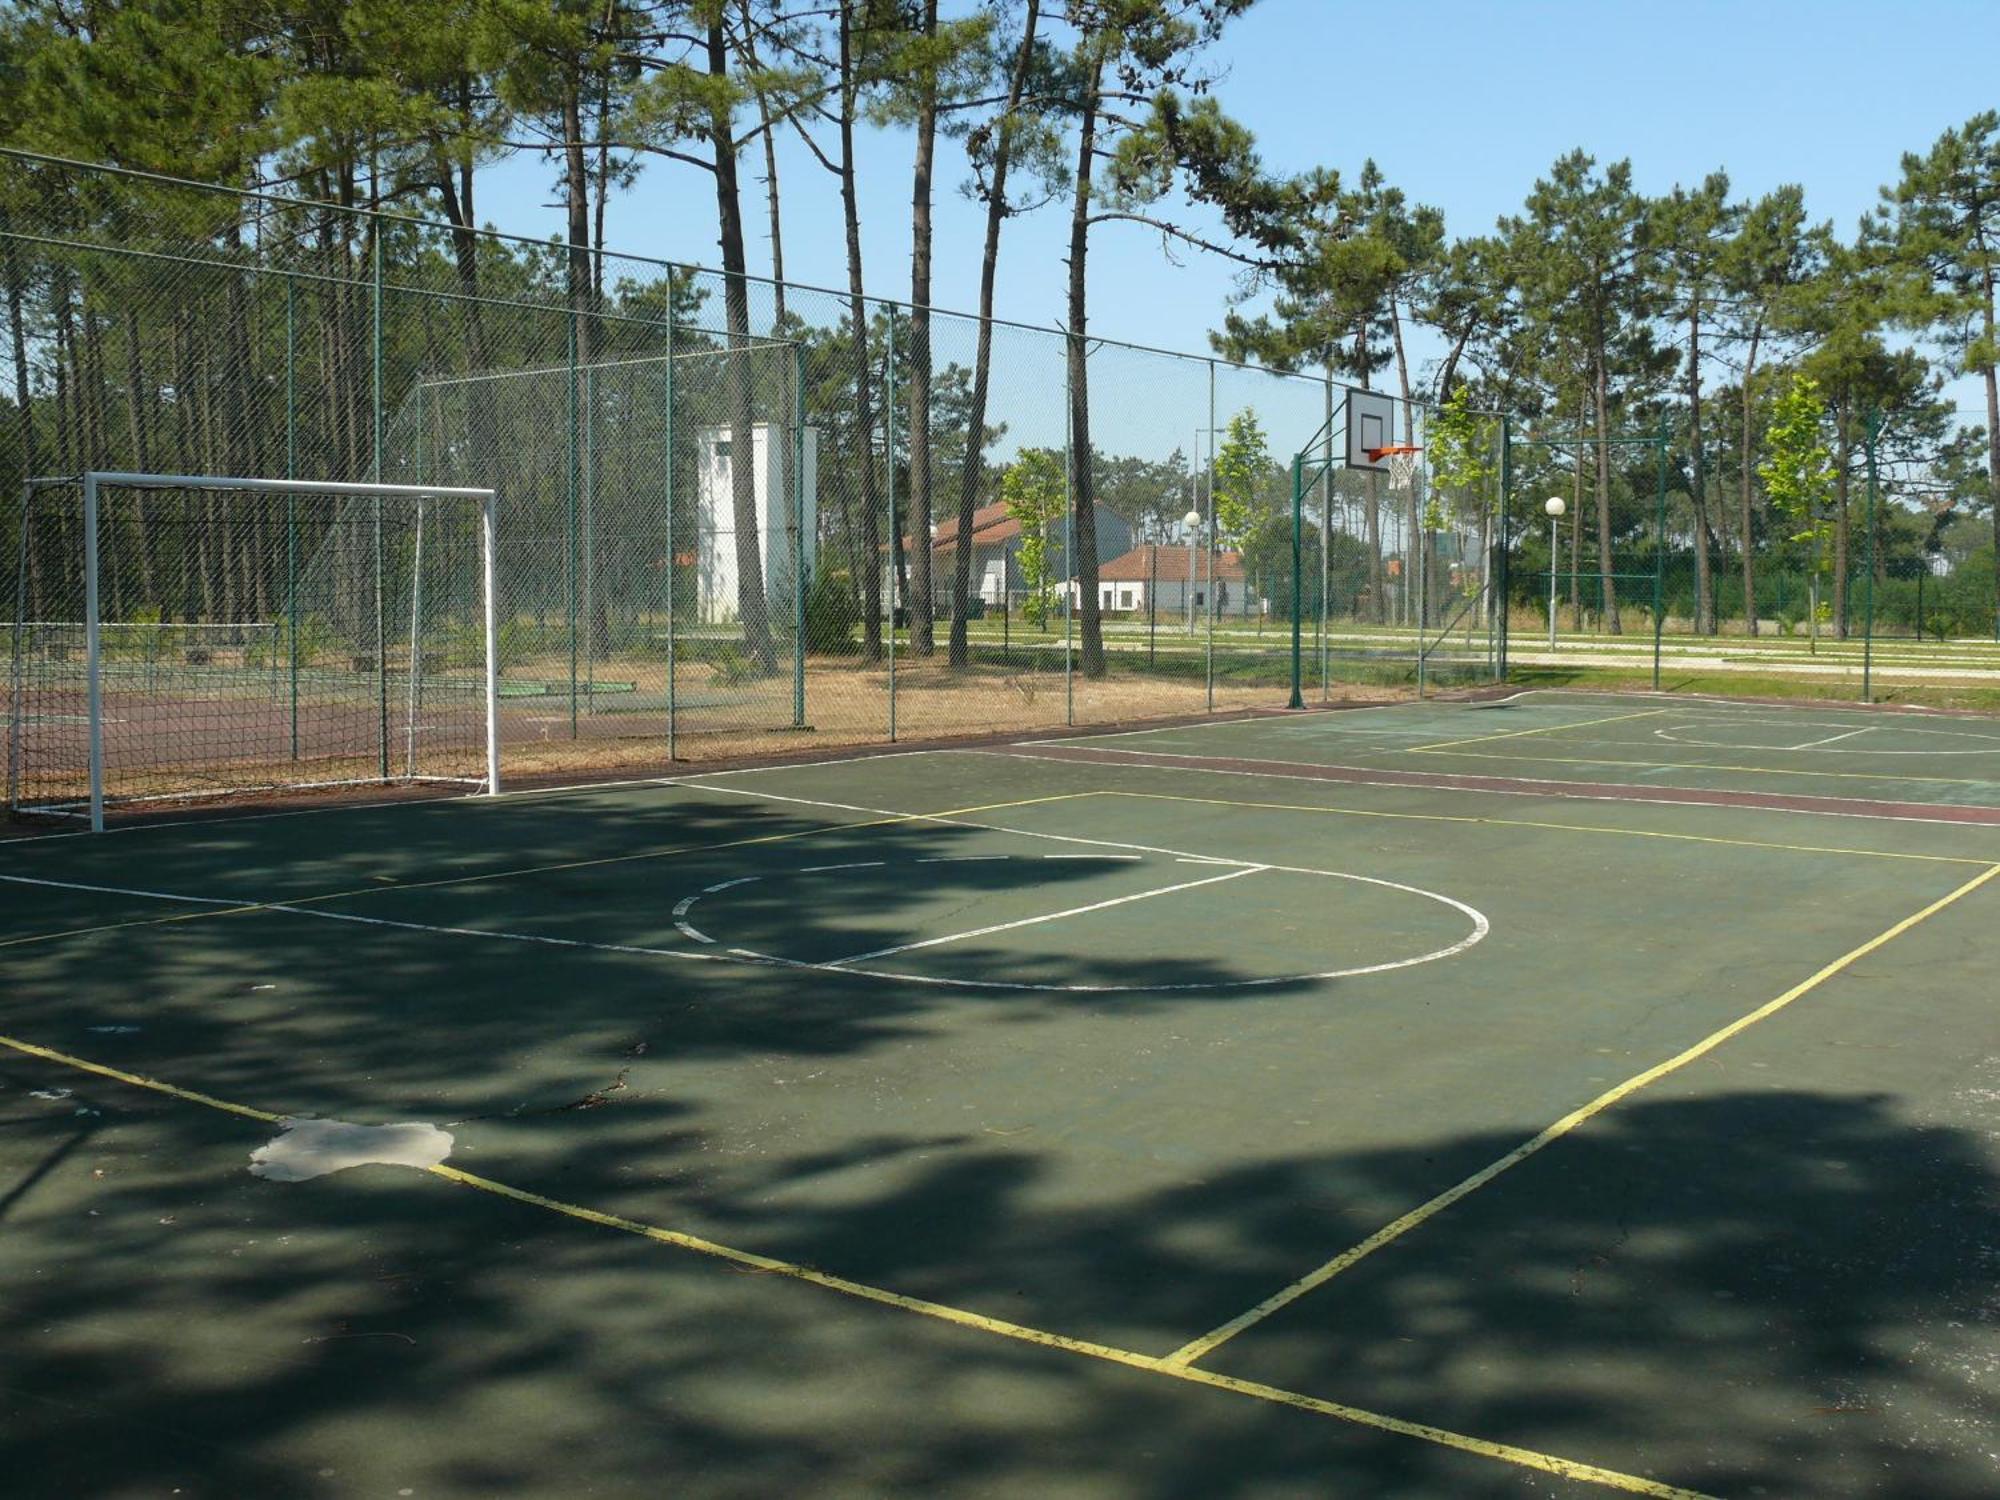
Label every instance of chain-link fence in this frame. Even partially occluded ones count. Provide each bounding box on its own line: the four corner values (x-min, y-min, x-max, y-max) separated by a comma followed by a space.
5, 148, 1457, 814
1487, 415, 2000, 704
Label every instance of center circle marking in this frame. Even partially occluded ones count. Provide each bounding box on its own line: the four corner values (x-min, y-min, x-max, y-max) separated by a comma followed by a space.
672, 854, 1489, 993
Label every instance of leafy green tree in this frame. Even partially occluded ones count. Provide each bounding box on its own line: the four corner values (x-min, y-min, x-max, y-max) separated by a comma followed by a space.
1210, 408, 1269, 544
1877, 109, 2000, 632
1760, 371, 1836, 642
1001, 444, 1065, 626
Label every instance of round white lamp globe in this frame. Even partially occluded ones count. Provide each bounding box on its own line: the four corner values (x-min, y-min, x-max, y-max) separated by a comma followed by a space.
1545, 496, 1566, 519
1182, 508, 1203, 531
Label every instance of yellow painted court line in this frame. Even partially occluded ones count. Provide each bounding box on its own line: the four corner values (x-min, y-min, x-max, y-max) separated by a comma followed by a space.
1162, 860, 2000, 1369
1411, 746, 2000, 789
1101, 791, 1992, 866
0, 1031, 1713, 1499
1404, 706, 1672, 754
0, 792, 1089, 952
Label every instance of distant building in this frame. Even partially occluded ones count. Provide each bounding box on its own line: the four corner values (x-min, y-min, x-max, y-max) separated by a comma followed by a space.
900, 501, 1132, 609
1078, 542, 1257, 615
696, 424, 817, 624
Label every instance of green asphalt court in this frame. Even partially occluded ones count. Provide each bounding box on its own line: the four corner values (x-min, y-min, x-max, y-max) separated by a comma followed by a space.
3, 688, 1999, 1498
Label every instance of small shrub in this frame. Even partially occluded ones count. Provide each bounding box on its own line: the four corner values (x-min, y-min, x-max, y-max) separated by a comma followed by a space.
805, 571, 860, 654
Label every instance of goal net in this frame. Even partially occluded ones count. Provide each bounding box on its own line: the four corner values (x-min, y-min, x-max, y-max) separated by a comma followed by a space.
6, 473, 499, 828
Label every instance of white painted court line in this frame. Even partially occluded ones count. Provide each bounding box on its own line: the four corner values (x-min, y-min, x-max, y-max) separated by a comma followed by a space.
1792, 728, 1875, 749
970, 749, 2000, 831
0, 874, 247, 907
826, 866, 1262, 967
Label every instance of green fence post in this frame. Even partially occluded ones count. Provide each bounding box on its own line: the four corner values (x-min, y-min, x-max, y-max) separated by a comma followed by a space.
566, 271, 580, 738
1320, 378, 1334, 701
1653, 418, 1668, 692
665, 289, 677, 761
793, 340, 807, 730
1205, 359, 1216, 713
1504, 412, 1512, 680
885, 318, 897, 742
285, 277, 299, 760
372, 229, 388, 780
1863, 408, 1881, 703
1063, 346, 1074, 728
1288, 451, 1305, 708
583, 365, 596, 708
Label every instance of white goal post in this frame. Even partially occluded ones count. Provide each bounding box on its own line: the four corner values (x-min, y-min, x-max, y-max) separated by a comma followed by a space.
10, 471, 501, 831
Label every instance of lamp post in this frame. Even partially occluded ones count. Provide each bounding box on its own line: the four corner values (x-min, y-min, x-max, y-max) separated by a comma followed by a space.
1544, 496, 1566, 650
1182, 506, 1203, 635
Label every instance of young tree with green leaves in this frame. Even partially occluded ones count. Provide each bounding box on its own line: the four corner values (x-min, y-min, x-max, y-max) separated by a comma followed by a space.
1760, 371, 1836, 647
1209, 408, 1269, 545
1425, 382, 1500, 618
1000, 444, 1065, 626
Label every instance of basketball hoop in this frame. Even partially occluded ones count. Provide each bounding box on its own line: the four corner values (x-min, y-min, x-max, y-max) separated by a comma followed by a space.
1367, 443, 1422, 494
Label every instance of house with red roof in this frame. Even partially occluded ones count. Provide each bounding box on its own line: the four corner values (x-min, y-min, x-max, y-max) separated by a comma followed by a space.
1069, 542, 1261, 617
900, 501, 1132, 610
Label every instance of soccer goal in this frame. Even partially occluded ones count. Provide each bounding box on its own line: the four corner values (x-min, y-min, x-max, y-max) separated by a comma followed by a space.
6, 472, 500, 830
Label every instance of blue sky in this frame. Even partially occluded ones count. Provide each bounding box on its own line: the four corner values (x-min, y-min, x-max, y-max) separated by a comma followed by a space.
477, 0, 1998, 410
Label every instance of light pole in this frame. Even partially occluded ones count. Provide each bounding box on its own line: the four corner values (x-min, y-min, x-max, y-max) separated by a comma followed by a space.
1182, 506, 1203, 635
1544, 496, 1566, 650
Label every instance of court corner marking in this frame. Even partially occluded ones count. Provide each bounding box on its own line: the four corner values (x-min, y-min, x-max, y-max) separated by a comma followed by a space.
1161, 858, 2000, 1370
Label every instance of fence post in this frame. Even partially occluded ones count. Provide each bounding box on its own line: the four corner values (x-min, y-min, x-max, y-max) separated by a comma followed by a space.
1206, 360, 1216, 712
285, 277, 299, 759
1321, 374, 1333, 700
1863, 408, 1880, 703
584, 365, 596, 705
372, 231, 388, 780
885, 318, 897, 742
565, 266, 580, 738
793, 340, 807, 730
83, 472, 103, 831
1063, 348, 1074, 728
1289, 451, 1304, 708
1653, 418, 1668, 692
1495, 414, 1512, 681
665, 290, 677, 761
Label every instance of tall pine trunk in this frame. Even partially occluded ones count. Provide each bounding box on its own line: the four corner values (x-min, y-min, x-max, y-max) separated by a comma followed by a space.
1065, 65, 1106, 677
709, 20, 775, 672
949, 0, 1039, 667
1591, 344, 1620, 633
1832, 398, 1851, 639
836, 6, 882, 660
905, 0, 939, 655
1687, 296, 1714, 633
1740, 324, 1763, 635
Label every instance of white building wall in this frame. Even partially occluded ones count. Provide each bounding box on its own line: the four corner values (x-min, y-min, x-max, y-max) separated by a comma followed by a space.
695, 423, 818, 625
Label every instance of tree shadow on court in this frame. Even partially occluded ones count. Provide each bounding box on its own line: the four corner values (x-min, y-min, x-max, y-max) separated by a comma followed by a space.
0, 792, 1379, 1137
4, 1066, 1998, 1498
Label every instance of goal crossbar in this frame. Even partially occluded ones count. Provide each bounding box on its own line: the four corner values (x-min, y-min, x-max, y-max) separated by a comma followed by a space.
57, 471, 502, 831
